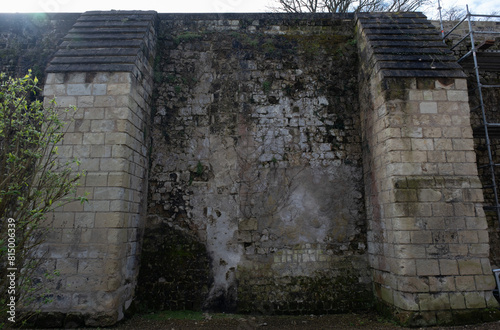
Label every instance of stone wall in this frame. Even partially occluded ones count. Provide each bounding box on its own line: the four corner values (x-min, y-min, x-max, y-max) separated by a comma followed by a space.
434, 19, 500, 267
140, 13, 372, 314
0, 11, 499, 328
358, 13, 498, 326
0, 13, 78, 82
36, 11, 157, 327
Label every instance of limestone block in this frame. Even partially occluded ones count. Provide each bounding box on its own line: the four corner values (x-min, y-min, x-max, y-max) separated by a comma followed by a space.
447, 90, 468, 102
464, 292, 486, 308
430, 276, 456, 292
410, 230, 433, 244
458, 259, 483, 275
95, 212, 126, 228
397, 276, 429, 292
54, 96, 77, 107
91, 119, 117, 132
416, 259, 440, 276
46, 73, 65, 84
94, 95, 117, 107
419, 102, 438, 114
44, 84, 66, 96
418, 189, 442, 202
419, 293, 451, 310
67, 84, 92, 96
412, 138, 434, 151
393, 291, 419, 310
84, 132, 106, 145
474, 275, 496, 290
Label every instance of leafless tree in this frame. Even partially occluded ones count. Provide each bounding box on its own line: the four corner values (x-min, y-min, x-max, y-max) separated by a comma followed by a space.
271, 0, 430, 13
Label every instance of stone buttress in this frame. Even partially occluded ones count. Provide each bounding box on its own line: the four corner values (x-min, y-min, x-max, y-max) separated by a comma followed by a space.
40, 11, 156, 326
357, 12, 499, 325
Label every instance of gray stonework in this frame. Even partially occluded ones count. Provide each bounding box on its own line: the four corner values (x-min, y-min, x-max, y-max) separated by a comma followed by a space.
37, 11, 157, 327
357, 13, 498, 326
0, 10, 498, 327
140, 14, 370, 314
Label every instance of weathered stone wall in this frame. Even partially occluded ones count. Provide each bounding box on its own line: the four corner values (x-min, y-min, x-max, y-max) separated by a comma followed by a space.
0, 13, 78, 81
36, 11, 157, 327
434, 20, 500, 267
140, 13, 372, 314
0, 11, 499, 328
358, 13, 498, 326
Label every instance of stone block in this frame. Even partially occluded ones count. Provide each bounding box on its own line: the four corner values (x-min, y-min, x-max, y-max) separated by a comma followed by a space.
44, 84, 66, 96
454, 79, 467, 90
416, 259, 440, 276
67, 73, 86, 83
94, 187, 126, 200
464, 292, 486, 308
108, 228, 128, 244
434, 139, 452, 150
468, 244, 490, 257
458, 260, 483, 275
446, 151, 465, 162
239, 218, 258, 231
84, 132, 106, 145
474, 275, 496, 290
449, 292, 466, 309
393, 291, 419, 310
100, 158, 127, 172
110, 72, 132, 83
91, 145, 112, 158
105, 132, 130, 145
400, 151, 427, 162
92, 84, 108, 95
95, 212, 126, 228
410, 230, 433, 244
67, 83, 92, 96
107, 83, 131, 95
429, 276, 455, 292
397, 276, 429, 292
423, 127, 442, 138
91, 120, 116, 132
418, 189, 442, 202
394, 244, 427, 259
85, 173, 108, 187
391, 217, 419, 231
55, 96, 77, 107
46, 73, 65, 84
419, 292, 450, 310
419, 102, 438, 114
84, 108, 105, 120
84, 200, 110, 212
63, 201, 84, 213
75, 212, 95, 228
431, 203, 453, 216
447, 90, 468, 102
78, 259, 105, 275
452, 139, 474, 151
458, 230, 478, 244
442, 127, 463, 138
412, 138, 434, 151
94, 95, 117, 107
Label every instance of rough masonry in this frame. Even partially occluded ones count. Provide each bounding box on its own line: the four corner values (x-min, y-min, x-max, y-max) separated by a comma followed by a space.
0, 10, 498, 328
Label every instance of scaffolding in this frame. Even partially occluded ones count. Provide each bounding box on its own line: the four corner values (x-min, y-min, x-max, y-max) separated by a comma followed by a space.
440, 5, 500, 223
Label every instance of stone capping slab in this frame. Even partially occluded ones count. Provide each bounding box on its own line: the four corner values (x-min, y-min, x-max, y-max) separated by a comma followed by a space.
46, 10, 157, 73
356, 12, 467, 78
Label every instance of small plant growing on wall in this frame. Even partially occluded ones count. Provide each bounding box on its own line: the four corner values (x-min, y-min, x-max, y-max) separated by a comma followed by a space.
0, 71, 86, 327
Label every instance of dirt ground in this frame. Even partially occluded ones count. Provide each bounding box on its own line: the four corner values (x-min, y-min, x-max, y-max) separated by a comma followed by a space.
113, 312, 500, 330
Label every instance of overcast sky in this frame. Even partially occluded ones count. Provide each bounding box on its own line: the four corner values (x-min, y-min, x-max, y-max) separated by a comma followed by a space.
1, 0, 497, 19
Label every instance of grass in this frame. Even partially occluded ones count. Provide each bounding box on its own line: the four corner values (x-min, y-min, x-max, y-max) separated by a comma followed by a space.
141, 310, 240, 321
